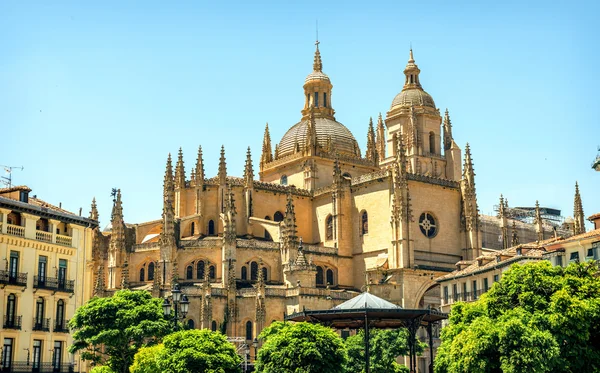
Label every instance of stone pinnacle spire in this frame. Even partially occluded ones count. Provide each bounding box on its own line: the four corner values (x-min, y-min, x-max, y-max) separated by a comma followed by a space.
110, 189, 125, 251
403, 48, 422, 90
534, 200, 544, 243
281, 192, 298, 251
313, 40, 323, 72
305, 109, 318, 155
244, 147, 254, 187
260, 123, 273, 169
376, 113, 386, 161
443, 109, 454, 151
175, 147, 185, 189
90, 197, 99, 221
573, 182, 586, 235
498, 194, 506, 218
218, 145, 227, 185
195, 145, 205, 185
463, 143, 475, 185
366, 117, 377, 163
511, 220, 519, 247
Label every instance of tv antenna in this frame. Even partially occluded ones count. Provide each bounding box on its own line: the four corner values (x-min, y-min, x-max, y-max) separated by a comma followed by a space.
0, 165, 24, 188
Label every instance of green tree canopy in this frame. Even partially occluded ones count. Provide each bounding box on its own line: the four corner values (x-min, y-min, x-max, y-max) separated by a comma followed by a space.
156, 329, 241, 373
130, 344, 164, 373
69, 290, 171, 373
255, 321, 347, 373
435, 261, 600, 373
345, 329, 423, 373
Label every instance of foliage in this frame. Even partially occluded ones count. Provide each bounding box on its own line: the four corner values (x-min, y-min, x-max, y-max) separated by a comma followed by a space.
156, 329, 241, 373
435, 261, 600, 373
69, 290, 171, 373
130, 345, 164, 373
345, 329, 425, 373
90, 366, 116, 373
255, 321, 347, 373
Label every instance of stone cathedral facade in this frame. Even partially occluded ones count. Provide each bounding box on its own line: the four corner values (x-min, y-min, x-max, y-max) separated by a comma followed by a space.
90, 44, 482, 341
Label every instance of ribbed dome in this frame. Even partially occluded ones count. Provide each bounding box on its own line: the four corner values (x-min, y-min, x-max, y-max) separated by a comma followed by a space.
278, 117, 360, 158
391, 89, 436, 109
305, 71, 330, 83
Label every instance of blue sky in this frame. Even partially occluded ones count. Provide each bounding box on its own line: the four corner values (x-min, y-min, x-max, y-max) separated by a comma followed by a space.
1, 1, 598, 230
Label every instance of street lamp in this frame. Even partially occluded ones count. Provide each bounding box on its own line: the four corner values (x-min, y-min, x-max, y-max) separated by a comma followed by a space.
162, 283, 189, 330
252, 338, 258, 360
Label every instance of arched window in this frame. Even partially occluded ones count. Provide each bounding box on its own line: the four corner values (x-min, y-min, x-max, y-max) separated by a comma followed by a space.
186, 266, 193, 280
274, 211, 284, 222
326, 269, 334, 286
56, 299, 65, 329
326, 215, 333, 240
250, 261, 258, 281
190, 222, 195, 236
316, 267, 324, 286
262, 267, 268, 282
208, 220, 215, 236
148, 262, 155, 281
209, 266, 216, 279
429, 132, 435, 154
280, 175, 288, 185
197, 261, 205, 280
139, 267, 145, 282
187, 319, 195, 330
246, 320, 253, 340
241, 267, 248, 280
361, 211, 369, 235
211, 320, 217, 332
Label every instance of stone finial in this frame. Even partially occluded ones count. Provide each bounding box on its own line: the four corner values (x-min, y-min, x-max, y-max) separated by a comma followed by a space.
281, 192, 298, 250
443, 109, 454, 151
511, 220, 519, 247
366, 117, 377, 163
573, 181, 586, 235
244, 147, 254, 188
195, 145, 205, 185
332, 154, 342, 186
164, 153, 175, 200
175, 147, 185, 189
498, 194, 505, 218
218, 145, 227, 185
376, 113, 386, 161
261, 123, 273, 168
90, 197, 99, 221
463, 143, 475, 184
534, 200, 544, 243
313, 40, 323, 72
110, 189, 125, 249
305, 109, 318, 155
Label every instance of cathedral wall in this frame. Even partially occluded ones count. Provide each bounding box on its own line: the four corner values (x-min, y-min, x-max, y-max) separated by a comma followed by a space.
200, 186, 221, 235
177, 247, 223, 282
408, 181, 462, 259
135, 221, 161, 244
236, 248, 282, 283
313, 193, 334, 245
351, 181, 392, 255
251, 190, 312, 242
128, 250, 159, 284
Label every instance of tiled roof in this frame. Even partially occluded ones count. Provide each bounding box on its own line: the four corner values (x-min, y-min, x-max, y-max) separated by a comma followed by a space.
589, 213, 600, 221
545, 228, 600, 248
0, 185, 31, 194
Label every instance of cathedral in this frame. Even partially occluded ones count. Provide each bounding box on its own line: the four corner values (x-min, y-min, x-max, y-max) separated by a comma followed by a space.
91, 43, 482, 342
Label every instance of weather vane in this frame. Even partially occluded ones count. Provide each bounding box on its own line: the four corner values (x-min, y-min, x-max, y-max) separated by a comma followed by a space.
111, 188, 118, 201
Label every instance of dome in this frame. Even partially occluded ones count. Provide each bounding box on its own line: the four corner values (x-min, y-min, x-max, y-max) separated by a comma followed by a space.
305, 71, 330, 84
278, 117, 360, 158
391, 89, 436, 109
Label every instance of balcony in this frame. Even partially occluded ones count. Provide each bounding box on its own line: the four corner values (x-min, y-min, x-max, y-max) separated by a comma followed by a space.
31, 317, 50, 332
0, 362, 75, 372
53, 319, 69, 333
33, 276, 74, 294
3, 315, 22, 330
6, 224, 25, 237
35, 230, 52, 243
55, 234, 72, 247
0, 270, 28, 287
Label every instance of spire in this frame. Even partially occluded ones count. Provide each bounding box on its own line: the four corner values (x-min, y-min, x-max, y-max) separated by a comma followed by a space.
164, 153, 175, 202
511, 220, 519, 247
376, 113, 386, 161
120, 257, 130, 289
498, 194, 508, 250
313, 40, 322, 72
463, 143, 475, 185
195, 145, 205, 185
498, 194, 506, 218
281, 192, 298, 251
391, 134, 411, 225
109, 189, 126, 251
443, 109, 454, 151
244, 147, 254, 187
175, 147, 185, 189
403, 48, 422, 90
260, 123, 273, 169
90, 197, 99, 221
332, 154, 342, 186
573, 182, 586, 235
534, 200, 544, 243
218, 145, 227, 185
365, 117, 377, 163
305, 109, 318, 155
223, 185, 237, 244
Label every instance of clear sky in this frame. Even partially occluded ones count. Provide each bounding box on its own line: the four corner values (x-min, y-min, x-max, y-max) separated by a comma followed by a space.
1, 0, 598, 230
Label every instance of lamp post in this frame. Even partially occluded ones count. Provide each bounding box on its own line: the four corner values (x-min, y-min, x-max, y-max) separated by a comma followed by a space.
162, 283, 190, 330
252, 338, 258, 360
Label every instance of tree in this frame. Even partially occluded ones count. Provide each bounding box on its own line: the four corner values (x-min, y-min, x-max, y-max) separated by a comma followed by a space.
90, 367, 116, 373
435, 261, 600, 373
255, 321, 347, 373
345, 329, 423, 373
130, 345, 164, 373
156, 329, 241, 373
69, 290, 171, 373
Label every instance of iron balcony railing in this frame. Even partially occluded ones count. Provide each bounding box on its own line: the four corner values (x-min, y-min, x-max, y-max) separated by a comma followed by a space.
3, 315, 22, 330
33, 276, 74, 294
0, 362, 75, 372
0, 270, 28, 287
53, 319, 69, 333
31, 317, 50, 332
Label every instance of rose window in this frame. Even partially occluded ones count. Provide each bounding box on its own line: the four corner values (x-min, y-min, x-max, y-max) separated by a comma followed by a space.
419, 212, 438, 238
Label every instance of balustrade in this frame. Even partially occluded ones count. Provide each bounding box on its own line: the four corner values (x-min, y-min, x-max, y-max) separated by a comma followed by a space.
6, 224, 24, 237
35, 230, 52, 242
55, 234, 72, 246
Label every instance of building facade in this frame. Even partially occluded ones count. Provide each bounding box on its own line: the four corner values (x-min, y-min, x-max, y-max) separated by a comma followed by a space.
92, 45, 483, 371
0, 186, 97, 372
